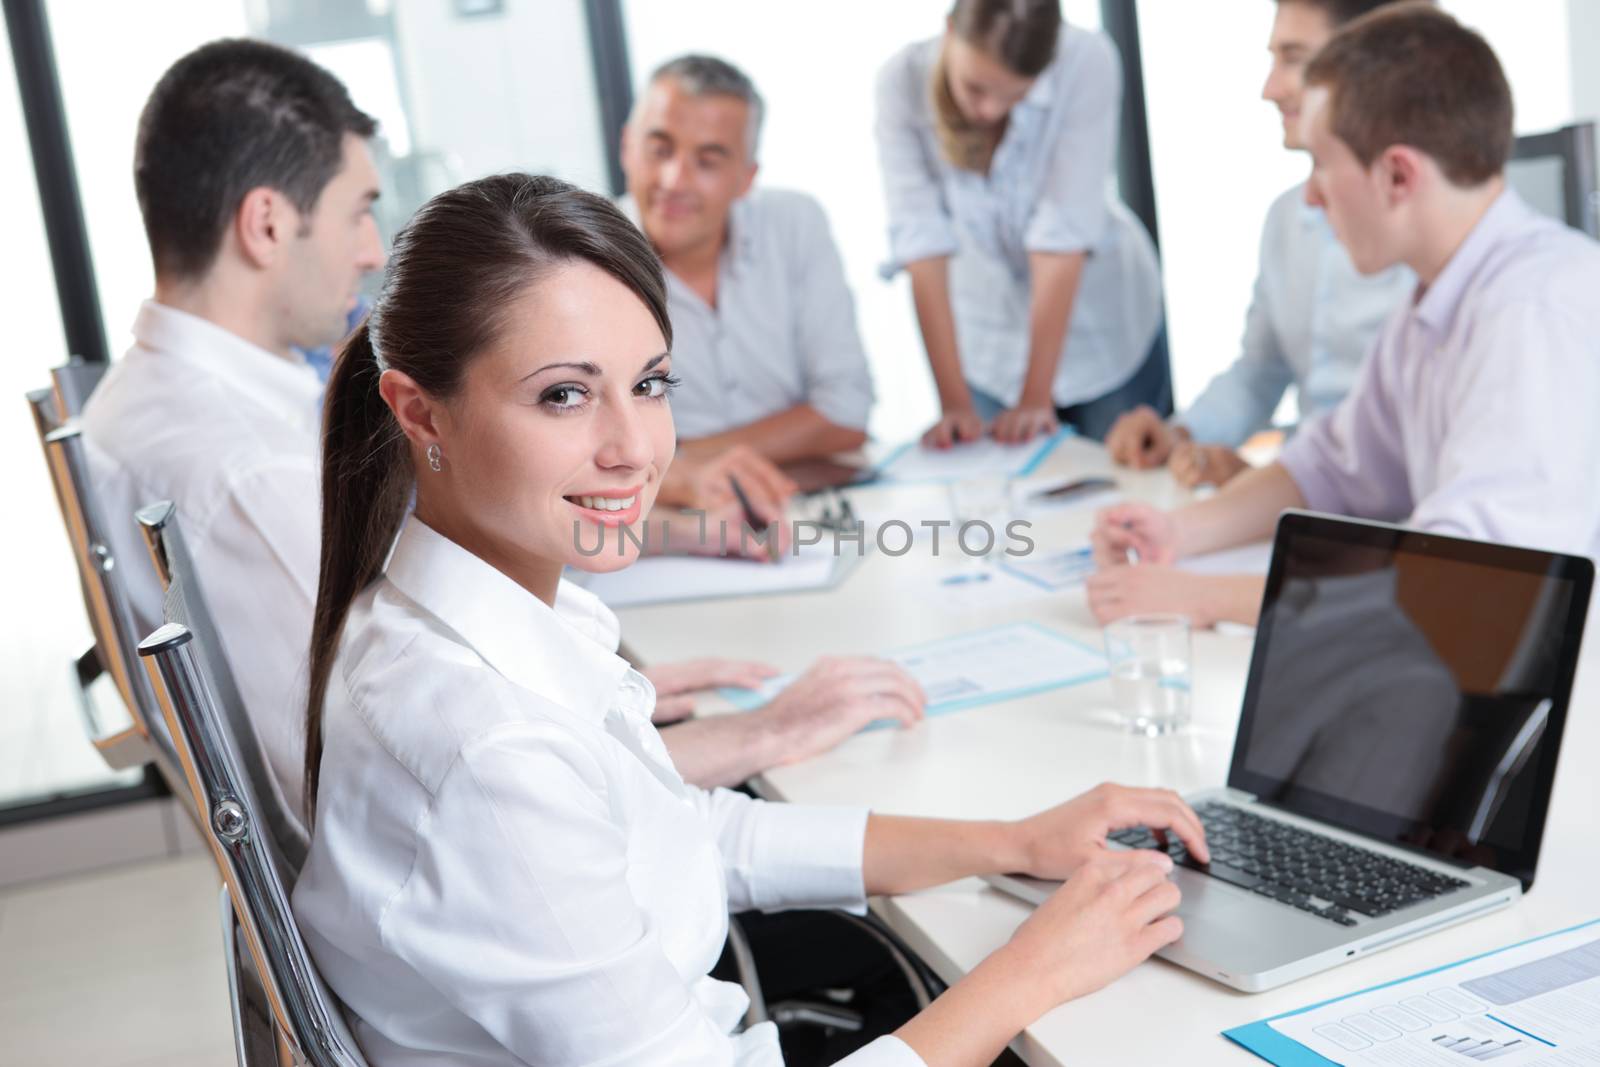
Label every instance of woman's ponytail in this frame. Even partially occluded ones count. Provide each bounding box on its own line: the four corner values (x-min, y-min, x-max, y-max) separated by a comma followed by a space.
303, 320, 411, 821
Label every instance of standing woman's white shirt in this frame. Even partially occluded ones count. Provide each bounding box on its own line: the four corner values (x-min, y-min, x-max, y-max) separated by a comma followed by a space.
875, 24, 1164, 410
292, 516, 922, 1066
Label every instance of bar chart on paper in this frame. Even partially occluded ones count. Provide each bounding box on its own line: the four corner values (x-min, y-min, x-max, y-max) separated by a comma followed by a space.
1272, 926, 1600, 1065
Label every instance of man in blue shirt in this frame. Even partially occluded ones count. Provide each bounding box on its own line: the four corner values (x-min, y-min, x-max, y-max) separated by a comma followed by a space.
1106, 0, 1415, 486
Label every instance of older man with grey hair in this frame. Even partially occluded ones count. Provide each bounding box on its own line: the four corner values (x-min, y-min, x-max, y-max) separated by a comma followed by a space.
621, 53, 875, 465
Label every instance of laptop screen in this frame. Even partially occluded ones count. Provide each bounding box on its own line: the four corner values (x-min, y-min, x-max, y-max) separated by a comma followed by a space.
1229, 512, 1592, 888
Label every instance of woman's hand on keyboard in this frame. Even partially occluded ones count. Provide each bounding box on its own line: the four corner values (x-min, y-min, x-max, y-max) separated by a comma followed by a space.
1010, 782, 1211, 879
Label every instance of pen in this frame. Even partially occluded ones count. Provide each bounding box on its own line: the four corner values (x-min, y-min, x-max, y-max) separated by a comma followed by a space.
1120, 520, 1140, 566
728, 474, 780, 562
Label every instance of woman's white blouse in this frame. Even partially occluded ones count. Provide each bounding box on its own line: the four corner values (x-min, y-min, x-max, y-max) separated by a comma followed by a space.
292, 517, 923, 1066
875, 25, 1165, 408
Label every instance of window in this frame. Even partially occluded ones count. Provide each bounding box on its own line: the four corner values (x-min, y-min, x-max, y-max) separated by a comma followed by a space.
0, 19, 141, 809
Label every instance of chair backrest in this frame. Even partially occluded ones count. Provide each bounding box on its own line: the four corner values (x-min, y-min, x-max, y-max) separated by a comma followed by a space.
1509, 122, 1599, 238
29, 402, 175, 778
137, 500, 309, 875
139, 623, 367, 1067
50, 357, 109, 420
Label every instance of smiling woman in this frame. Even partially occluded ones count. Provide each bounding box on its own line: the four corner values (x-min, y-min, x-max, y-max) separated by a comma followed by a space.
290, 171, 1207, 1067
302, 172, 675, 813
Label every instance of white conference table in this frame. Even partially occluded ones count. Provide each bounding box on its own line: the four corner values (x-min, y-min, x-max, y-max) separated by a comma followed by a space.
616, 436, 1600, 1067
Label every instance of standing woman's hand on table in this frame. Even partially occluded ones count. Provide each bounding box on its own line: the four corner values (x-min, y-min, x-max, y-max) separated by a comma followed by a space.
923, 407, 986, 450
991, 402, 1059, 445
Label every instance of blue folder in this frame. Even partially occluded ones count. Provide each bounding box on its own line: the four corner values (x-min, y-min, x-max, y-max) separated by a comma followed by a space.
1223, 917, 1600, 1065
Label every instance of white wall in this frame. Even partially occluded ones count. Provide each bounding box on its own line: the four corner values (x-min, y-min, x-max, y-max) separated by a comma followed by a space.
390, 0, 608, 199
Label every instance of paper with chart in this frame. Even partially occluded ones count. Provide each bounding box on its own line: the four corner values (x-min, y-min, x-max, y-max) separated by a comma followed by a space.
576, 539, 851, 608
875, 429, 1068, 484
1270, 921, 1600, 1065
720, 622, 1107, 724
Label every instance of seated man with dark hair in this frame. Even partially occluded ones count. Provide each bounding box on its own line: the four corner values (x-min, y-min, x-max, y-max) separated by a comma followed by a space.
1087, 4, 1600, 626
84, 38, 386, 828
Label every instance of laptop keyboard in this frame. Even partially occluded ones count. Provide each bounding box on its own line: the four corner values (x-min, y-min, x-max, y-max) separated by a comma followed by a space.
1110, 801, 1471, 927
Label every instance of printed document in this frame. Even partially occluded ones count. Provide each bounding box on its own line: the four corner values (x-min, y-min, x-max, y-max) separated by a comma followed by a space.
722, 621, 1106, 720
1271, 922, 1600, 1065
876, 430, 1067, 484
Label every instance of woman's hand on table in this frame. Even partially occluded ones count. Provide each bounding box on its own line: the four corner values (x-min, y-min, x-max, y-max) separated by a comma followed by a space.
990, 403, 1058, 446
1004, 782, 1210, 881
922, 407, 986, 450
756, 656, 927, 765
643, 658, 780, 724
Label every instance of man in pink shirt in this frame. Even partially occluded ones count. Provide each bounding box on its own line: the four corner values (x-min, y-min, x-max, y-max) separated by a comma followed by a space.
1087, 5, 1600, 627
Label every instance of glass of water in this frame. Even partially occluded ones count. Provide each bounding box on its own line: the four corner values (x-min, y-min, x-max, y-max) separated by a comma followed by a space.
1103, 613, 1193, 736
947, 478, 1014, 565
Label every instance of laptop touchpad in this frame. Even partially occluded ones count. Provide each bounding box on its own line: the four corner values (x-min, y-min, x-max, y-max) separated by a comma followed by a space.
1165, 868, 1340, 973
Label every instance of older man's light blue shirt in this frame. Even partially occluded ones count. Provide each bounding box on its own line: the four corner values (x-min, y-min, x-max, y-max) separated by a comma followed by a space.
875, 26, 1164, 408
627, 189, 874, 441
1280, 189, 1600, 557
1178, 184, 1413, 447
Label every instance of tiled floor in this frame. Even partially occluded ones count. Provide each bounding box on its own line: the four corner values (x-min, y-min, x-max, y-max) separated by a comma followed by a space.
0, 852, 234, 1066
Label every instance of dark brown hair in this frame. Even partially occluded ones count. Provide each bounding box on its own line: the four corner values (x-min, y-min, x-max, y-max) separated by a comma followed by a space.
135, 38, 376, 280
1304, 4, 1512, 186
949, 0, 1061, 78
304, 174, 671, 818
1274, 0, 1420, 26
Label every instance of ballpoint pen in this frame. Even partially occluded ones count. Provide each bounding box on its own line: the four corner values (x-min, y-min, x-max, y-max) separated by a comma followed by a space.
728, 474, 780, 562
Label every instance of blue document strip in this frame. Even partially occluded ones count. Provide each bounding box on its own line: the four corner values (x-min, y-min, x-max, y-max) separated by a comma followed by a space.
1222, 917, 1600, 1065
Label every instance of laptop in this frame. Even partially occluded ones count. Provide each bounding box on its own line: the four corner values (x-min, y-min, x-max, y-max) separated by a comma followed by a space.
988, 511, 1593, 992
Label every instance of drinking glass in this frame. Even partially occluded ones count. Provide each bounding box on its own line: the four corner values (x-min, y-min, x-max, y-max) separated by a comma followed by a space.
1103, 613, 1193, 735
947, 478, 1014, 565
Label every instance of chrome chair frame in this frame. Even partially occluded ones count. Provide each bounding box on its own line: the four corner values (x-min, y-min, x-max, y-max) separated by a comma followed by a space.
137, 500, 308, 874
28, 388, 176, 779
140, 623, 366, 1067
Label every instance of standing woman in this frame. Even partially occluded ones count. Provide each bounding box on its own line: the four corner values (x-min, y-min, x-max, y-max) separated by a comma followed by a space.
878, 0, 1167, 447
292, 173, 1203, 1066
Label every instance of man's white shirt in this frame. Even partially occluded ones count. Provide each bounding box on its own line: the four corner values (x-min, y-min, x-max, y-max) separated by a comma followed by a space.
82, 300, 322, 831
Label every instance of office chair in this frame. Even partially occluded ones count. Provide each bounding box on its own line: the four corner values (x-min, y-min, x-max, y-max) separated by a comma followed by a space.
49, 356, 109, 420
1509, 122, 1599, 237
27, 394, 179, 783
139, 622, 366, 1067
137, 501, 309, 875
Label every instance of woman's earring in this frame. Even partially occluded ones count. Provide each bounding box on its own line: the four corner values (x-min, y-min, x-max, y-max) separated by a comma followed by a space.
426, 443, 443, 473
